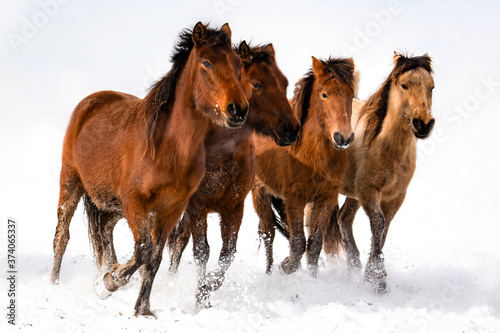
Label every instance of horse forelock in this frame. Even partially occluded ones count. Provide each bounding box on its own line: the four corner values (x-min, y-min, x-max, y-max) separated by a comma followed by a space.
235, 42, 271, 67
323, 57, 357, 93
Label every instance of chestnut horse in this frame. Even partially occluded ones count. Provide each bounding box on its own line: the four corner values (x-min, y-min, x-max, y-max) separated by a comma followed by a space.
323, 52, 435, 293
165, 42, 300, 307
50, 22, 248, 317
252, 56, 358, 276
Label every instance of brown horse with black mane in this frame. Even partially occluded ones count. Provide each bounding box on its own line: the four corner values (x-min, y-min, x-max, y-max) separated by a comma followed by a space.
50, 22, 248, 317
252, 56, 358, 276
322, 52, 435, 294
165, 41, 300, 307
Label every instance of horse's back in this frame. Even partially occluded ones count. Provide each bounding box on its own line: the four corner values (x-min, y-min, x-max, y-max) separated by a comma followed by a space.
61, 91, 143, 204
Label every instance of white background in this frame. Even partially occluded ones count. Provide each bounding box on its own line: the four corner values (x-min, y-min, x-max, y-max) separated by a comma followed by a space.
1, 0, 499, 332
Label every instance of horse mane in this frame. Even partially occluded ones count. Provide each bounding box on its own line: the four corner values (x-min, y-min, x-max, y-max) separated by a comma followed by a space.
292, 57, 357, 128
359, 52, 433, 144
140, 24, 230, 159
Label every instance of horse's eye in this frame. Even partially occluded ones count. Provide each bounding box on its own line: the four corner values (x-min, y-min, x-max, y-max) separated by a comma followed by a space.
401, 84, 408, 90
252, 82, 263, 90
431, 86, 435, 90
321, 93, 328, 99
202, 60, 213, 69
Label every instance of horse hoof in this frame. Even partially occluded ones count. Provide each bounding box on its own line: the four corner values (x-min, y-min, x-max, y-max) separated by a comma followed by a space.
279, 257, 299, 275
134, 308, 157, 319
94, 274, 112, 300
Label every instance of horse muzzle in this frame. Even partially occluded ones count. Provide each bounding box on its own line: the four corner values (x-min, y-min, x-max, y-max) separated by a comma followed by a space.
412, 118, 435, 139
332, 131, 354, 150
275, 123, 300, 147
224, 102, 248, 128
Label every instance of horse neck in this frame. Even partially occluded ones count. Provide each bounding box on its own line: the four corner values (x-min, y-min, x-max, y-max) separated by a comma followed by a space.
154, 61, 211, 166
375, 92, 417, 156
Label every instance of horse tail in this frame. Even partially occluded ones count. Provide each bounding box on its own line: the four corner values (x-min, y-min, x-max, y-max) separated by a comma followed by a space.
323, 205, 343, 257
83, 192, 105, 268
270, 196, 290, 239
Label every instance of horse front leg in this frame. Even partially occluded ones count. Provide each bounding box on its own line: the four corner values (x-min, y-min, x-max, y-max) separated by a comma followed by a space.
280, 202, 306, 275
134, 203, 186, 317
306, 196, 338, 277
96, 198, 152, 298
199, 203, 244, 307
360, 188, 387, 294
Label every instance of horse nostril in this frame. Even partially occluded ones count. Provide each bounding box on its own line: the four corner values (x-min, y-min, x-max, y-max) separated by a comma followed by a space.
227, 103, 241, 117
412, 118, 424, 131
345, 133, 355, 146
278, 123, 292, 135
333, 132, 345, 146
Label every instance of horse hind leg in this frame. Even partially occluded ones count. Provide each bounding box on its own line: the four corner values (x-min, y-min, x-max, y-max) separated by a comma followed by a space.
166, 212, 192, 275
99, 211, 121, 272
338, 197, 362, 272
251, 182, 276, 274
199, 204, 244, 307
51, 168, 85, 284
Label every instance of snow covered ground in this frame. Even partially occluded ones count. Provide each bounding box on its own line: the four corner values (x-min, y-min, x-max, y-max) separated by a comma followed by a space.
1, 0, 500, 332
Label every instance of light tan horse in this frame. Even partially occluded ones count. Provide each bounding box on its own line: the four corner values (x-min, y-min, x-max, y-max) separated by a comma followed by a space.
323, 52, 435, 293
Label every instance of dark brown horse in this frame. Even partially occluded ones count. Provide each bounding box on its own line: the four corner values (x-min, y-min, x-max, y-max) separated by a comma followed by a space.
322, 52, 435, 294
165, 42, 300, 307
252, 56, 358, 276
50, 22, 248, 317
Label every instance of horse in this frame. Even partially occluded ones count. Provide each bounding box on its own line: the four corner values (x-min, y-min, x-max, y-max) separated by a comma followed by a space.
251, 56, 359, 276
165, 41, 300, 307
322, 52, 435, 294
50, 22, 248, 317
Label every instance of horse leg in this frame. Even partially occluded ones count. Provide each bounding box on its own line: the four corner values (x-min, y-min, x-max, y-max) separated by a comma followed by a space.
338, 197, 362, 272
198, 203, 244, 306
100, 211, 121, 272
306, 197, 337, 277
360, 189, 387, 294
251, 182, 275, 274
134, 204, 185, 317
51, 168, 84, 284
99, 198, 152, 296
380, 193, 406, 249
188, 208, 212, 307
167, 211, 192, 275
280, 202, 306, 274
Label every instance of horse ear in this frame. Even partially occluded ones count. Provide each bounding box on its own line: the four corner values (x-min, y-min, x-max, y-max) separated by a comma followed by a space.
192, 21, 206, 45
346, 57, 355, 68
393, 51, 401, 65
312, 56, 326, 77
265, 43, 276, 62
220, 23, 232, 39
239, 40, 250, 64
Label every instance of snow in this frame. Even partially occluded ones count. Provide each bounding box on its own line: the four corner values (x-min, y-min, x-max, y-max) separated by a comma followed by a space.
1, 0, 500, 332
